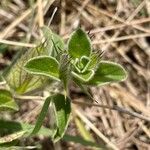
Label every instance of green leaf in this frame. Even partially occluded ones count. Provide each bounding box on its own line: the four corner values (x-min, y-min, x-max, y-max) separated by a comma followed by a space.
0, 119, 53, 138
51, 33, 65, 57
0, 131, 26, 144
3, 43, 50, 94
0, 119, 54, 146
0, 89, 19, 111
42, 26, 54, 56
42, 26, 64, 58
68, 28, 91, 59
31, 96, 53, 135
80, 56, 90, 68
72, 70, 94, 82
88, 61, 127, 86
0, 120, 106, 149
74, 56, 90, 73
52, 94, 71, 142
52, 33, 64, 50
24, 56, 60, 81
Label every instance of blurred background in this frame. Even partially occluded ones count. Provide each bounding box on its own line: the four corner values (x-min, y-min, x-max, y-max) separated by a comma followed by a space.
0, 0, 150, 149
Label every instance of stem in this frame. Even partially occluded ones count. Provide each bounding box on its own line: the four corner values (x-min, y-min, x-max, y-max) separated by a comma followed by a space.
72, 100, 150, 122
14, 95, 150, 122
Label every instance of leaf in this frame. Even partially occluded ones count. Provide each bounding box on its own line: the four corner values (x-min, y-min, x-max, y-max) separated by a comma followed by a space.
0, 119, 54, 146
52, 94, 71, 142
0, 131, 26, 144
87, 61, 127, 86
0, 93, 71, 143
42, 26, 64, 58
0, 120, 53, 138
74, 56, 90, 73
51, 33, 65, 58
80, 56, 90, 68
24, 56, 60, 81
41, 26, 54, 56
0, 89, 19, 111
72, 70, 94, 82
68, 28, 91, 59
31, 96, 53, 135
3, 43, 50, 94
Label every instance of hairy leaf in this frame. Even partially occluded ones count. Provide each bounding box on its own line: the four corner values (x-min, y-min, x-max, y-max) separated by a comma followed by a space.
42, 26, 64, 58
0, 120, 52, 138
0, 89, 18, 111
0, 119, 53, 146
42, 26, 54, 56
0, 131, 26, 144
88, 61, 127, 86
24, 56, 60, 81
68, 28, 91, 59
3, 44, 50, 94
52, 94, 71, 142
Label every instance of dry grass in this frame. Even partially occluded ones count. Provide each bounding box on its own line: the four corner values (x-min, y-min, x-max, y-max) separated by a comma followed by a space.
0, 0, 150, 149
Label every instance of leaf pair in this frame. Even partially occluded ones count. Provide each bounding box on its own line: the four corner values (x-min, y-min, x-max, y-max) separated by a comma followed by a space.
31, 94, 71, 142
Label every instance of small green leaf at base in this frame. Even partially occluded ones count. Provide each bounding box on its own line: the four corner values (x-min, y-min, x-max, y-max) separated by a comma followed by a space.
24, 56, 60, 81
68, 28, 91, 59
0, 89, 19, 111
87, 61, 127, 86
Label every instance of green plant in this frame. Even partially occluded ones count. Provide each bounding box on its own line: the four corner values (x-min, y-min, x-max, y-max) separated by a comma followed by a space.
0, 27, 127, 148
